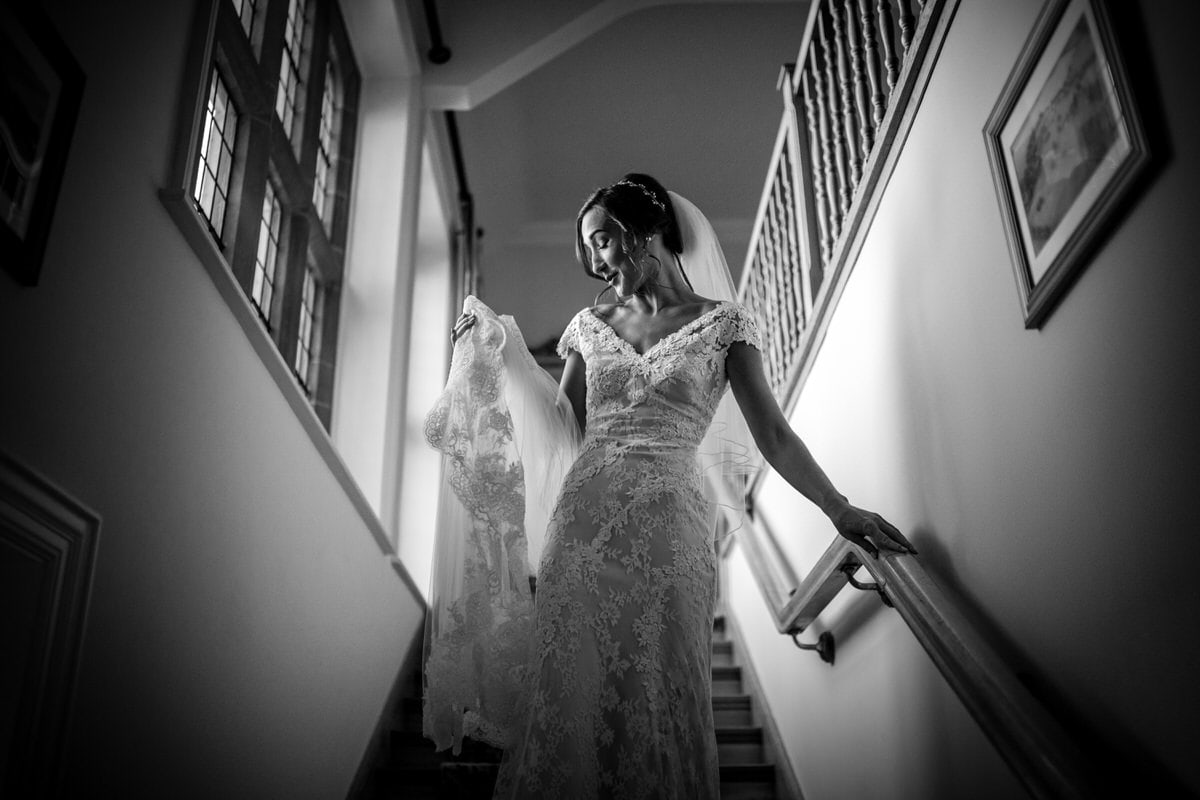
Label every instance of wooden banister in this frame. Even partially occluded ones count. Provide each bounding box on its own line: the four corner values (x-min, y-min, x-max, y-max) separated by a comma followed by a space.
732, 522, 1096, 799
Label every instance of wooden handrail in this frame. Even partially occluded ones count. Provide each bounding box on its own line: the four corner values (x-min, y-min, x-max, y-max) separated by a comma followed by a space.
732, 522, 1095, 798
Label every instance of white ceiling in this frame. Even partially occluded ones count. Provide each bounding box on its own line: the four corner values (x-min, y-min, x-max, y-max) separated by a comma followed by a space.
405, 0, 809, 345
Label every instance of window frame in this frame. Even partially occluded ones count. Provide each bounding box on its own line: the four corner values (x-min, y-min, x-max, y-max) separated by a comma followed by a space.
160, 0, 360, 432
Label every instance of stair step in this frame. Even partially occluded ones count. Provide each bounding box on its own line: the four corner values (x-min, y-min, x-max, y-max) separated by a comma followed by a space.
712, 664, 743, 695
370, 762, 776, 799
712, 693, 754, 726
397, 697, 422, 731
713, 614, 727, 641
712, 639, 735, 665
716, 726, 765, 764
720, 763, 777, 800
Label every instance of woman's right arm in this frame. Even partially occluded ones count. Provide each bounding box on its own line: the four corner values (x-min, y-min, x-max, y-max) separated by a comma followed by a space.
559, 350, 587, 435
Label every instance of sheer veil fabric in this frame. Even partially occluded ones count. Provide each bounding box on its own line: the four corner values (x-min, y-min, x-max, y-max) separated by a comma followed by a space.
669, 191, 761, 534
422, 192, 760, 788
422, 300, 581, 753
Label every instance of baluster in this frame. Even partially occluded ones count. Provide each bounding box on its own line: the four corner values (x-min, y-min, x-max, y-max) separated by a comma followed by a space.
801, 68, 833, 271
773, 178, 795, 352
748, 249, 768, 385
843, 0, 874, 160
817, 14, 851, 221
762, 267, 781, 390
814, 41, 844, 242
858, 0, 887, 128
896, 0, 915, 54
778, 149, 805, 336
773, 159, 793, 344
764, 209, 784, 379
876, 0, 900, 91
772, 178, 792, 340
829, 1, 862, 188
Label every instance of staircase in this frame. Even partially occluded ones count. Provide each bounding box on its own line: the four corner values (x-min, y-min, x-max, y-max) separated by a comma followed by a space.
363, 615, 786, 799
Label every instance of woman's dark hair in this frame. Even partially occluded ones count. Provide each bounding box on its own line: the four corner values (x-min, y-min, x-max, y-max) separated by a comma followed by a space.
575, 173, 683, 280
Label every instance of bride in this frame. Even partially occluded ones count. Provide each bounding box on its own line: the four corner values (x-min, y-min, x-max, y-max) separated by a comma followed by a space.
423, 173, 913, 799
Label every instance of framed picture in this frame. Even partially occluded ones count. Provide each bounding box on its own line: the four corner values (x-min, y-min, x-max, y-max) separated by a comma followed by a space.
0, 3, 84, 286
983, 0, 1149, 329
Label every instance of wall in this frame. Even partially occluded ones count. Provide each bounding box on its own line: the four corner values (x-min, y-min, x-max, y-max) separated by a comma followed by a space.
396, 141, 454, 599
0, 0, 424, 796
729, 0, 1200, 797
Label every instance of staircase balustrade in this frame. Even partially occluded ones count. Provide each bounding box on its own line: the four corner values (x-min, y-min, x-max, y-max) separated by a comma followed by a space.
738, 0, 957, 411
734, 1, 1104, 796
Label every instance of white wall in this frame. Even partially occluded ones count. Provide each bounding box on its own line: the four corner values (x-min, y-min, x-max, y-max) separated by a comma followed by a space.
397, 142, 454, 598
730, 0, 1200, 796
333, 75, 423, 523
0, 1, 424, 795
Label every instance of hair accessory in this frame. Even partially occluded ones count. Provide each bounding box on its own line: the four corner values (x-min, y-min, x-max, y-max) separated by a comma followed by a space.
614, 180, 666, 213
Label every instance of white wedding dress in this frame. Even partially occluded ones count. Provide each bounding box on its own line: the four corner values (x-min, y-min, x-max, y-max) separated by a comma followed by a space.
423, 294, 761, 800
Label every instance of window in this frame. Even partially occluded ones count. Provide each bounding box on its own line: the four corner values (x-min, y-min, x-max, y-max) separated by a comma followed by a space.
251, 179, 282, 325
275, 0, 307, 139
192, 70, 238, 240
163, 0, 360, 429
229, 0, 256, 38
295, 265, 320, 390
312, 60, 338, 230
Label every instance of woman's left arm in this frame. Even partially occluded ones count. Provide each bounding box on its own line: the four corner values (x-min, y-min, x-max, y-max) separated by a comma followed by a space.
726, 341, 915, 558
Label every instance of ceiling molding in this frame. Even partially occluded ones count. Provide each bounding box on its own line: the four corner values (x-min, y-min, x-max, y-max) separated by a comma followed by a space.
423, 0, 803, 110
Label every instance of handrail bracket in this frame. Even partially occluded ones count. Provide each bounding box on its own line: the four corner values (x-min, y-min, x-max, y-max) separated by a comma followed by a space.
840, 561, 893, 607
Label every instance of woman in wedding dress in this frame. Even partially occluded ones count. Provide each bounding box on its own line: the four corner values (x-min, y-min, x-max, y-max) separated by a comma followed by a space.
424, 174, 913, 799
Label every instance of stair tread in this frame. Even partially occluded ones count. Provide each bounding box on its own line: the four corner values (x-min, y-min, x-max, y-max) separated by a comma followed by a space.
716, 726, 764, 742
376, 762, 775, 777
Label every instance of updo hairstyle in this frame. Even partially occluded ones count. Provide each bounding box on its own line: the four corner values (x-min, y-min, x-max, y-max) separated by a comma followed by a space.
575, 173, 684, 281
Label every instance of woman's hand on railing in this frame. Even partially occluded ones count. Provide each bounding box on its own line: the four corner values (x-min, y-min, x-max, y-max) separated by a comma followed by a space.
828, 502, 915, 559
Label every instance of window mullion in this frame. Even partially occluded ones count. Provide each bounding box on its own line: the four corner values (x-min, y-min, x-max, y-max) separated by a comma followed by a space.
255, 0, 290, 125
327, 49, 359, 252
312, 280, 341, 427
275, 210, 311, 378
295, 0, 329, 183
228, 117, 272, 302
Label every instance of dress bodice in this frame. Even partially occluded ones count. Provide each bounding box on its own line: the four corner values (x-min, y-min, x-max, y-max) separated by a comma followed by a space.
556, 302, 762, 454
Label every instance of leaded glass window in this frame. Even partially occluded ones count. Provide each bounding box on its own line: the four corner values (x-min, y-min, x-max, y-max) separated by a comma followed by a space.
171, 0, 359, 429
312, 60, 338, 229
251, 180, 282, 325
229, 0, 256, 38
275, 0, 307, 136
192, 68, 238, 240
295, 265, 320, 391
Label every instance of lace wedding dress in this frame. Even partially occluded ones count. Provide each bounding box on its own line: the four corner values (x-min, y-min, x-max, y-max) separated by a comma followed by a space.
424, 296, 760, 800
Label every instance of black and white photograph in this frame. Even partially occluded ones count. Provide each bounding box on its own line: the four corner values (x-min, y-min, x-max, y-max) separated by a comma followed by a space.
2, 1, 1197, 798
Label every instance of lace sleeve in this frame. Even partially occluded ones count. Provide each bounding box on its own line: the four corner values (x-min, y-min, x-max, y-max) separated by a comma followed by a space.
556, 310, 585, 358
720, 303, 762, 350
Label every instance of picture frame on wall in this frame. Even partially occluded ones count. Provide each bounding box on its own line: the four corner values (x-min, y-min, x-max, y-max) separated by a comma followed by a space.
983, 0, 1150, 329
0, 3, 84, 287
